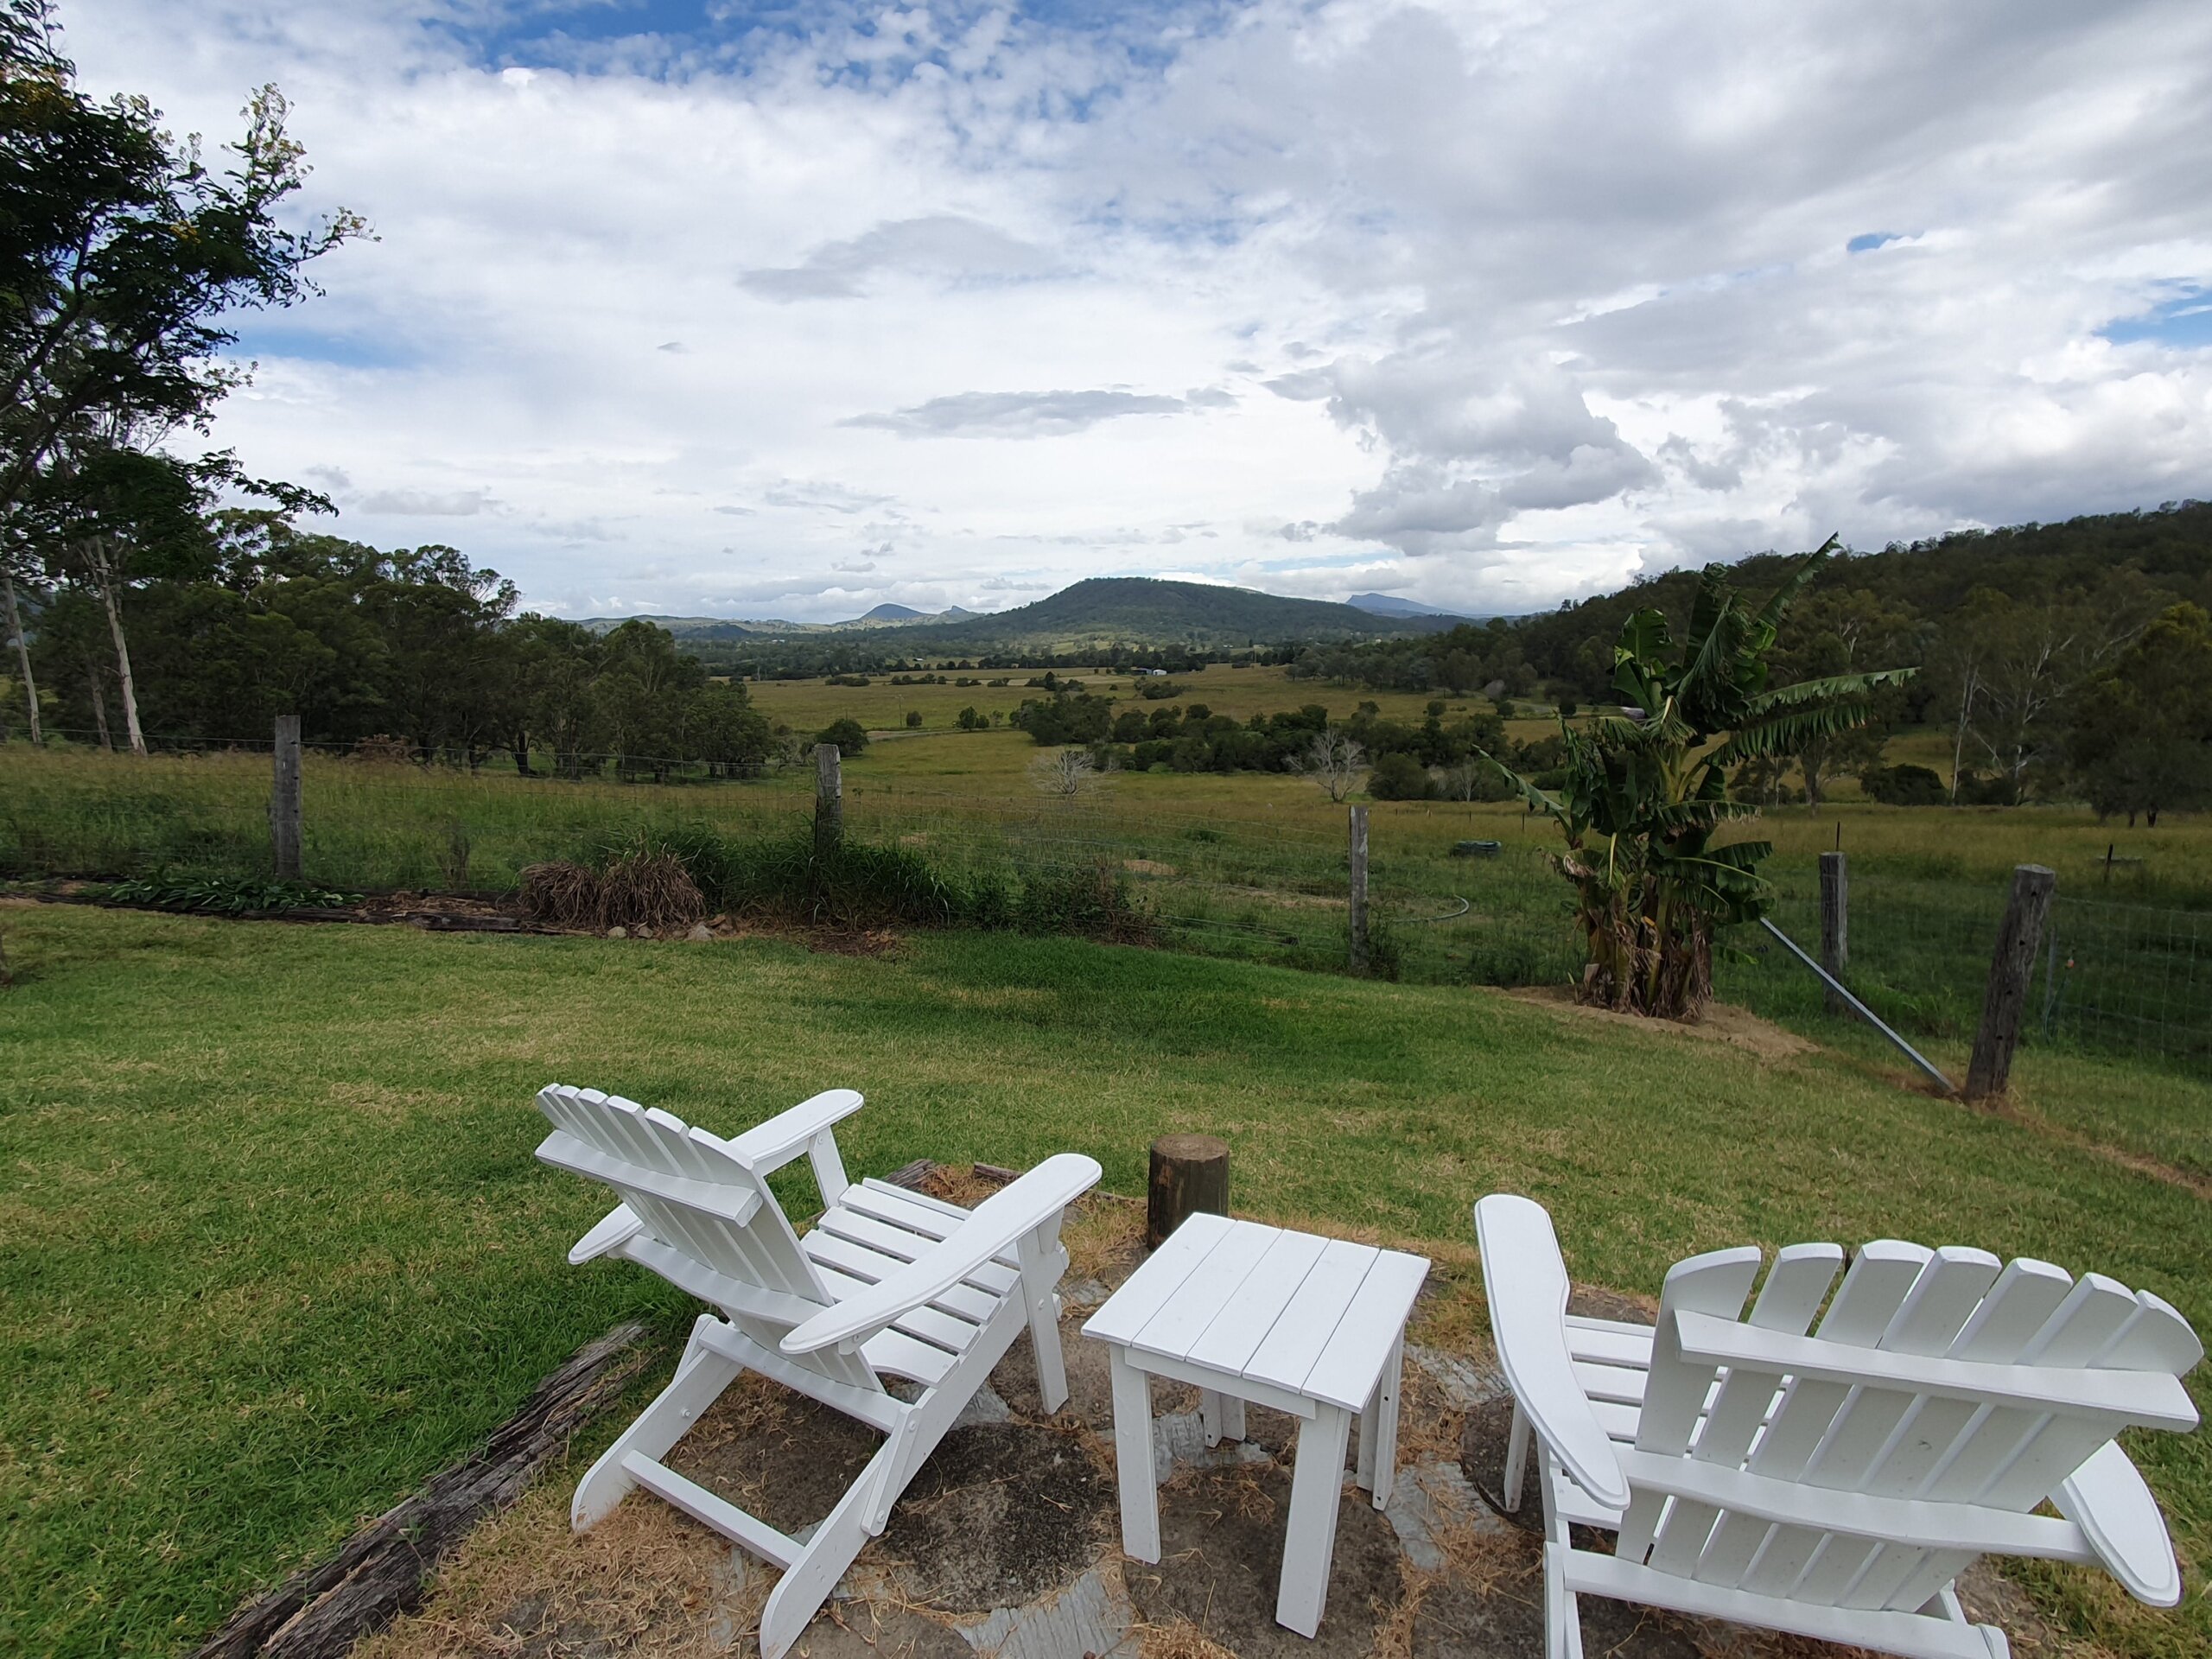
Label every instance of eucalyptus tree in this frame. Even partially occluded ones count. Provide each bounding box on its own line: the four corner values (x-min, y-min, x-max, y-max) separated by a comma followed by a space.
0, 0, 361, 741
1488, 541, 1911, 1019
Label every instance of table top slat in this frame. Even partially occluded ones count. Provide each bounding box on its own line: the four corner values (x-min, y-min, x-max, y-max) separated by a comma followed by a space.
1299, 1249, 1431, 1409
1243, 1238, 1380, 1395
1130, 1220, 1285, 1359
1080, 1211, 1235, 1345
1181, 1228, 1334, 1375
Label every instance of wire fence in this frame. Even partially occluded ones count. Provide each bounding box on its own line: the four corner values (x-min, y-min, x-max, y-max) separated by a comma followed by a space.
3, 734, 2203, 1102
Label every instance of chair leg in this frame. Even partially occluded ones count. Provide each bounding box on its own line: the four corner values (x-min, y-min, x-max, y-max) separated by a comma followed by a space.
1016, 1229, 1071, 1413
1356, 1334, 1403, 1509
1503, 1401, 1531, 1512
572, 1315, 742, 1531
760, 1433, 902, 1659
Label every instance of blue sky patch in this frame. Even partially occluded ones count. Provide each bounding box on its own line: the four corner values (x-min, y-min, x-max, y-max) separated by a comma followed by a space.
224, 322, 416, 372
1847, 232, 1901, 253
2101, 286, 2212, 349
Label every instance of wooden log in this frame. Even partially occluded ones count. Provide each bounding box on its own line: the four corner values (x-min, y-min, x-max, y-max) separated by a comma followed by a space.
813, 743, 843, 856
1818, 850, 1848, 1013
1965, 864, 2056, 1102
1147, 1134, 1230, 1250
1347, 805, 1370, 976
190, 1321, 650, 1659
270, 715, 302, 880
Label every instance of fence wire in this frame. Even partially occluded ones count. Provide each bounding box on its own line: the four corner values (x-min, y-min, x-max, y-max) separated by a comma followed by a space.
3, 737, 2202, 1093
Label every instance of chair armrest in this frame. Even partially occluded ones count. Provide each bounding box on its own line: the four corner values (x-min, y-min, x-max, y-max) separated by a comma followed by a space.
569, 1201, 646, 1265
2056, 1440, 2183, 1606
1474, 1193, 1630, 1511
782, 1154, 1102, 1354
728, 1090, 864, 1177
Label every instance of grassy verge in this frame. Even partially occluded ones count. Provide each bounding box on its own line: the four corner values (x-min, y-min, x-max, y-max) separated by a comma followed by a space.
0, 904, 2206, 1657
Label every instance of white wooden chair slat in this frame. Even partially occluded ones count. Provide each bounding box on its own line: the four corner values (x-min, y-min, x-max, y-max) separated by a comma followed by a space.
809, 1263, 982, 1354
537, 1084, 1097, 1659
1082, 1211, 1236, 1344
1615, 1245, 1761, 1560
1129, 1222, 1283, 1358
1244, 1238, 1386, 1396
1562, 1323, 1654, 1369
1778, 1249, 2010, 1605
782, 1155, 1097, 1354
1649, 1243, 1842, 1576
858, 1174, 969, 1218
814, 1207, 1022, 1295
839, 1181, 1024, 1268
800, 1230, 1003, 1325
1472, 1193, 2202, 1659
1302, 1250, 1432, 1411
1182, 1227, 1334, 1373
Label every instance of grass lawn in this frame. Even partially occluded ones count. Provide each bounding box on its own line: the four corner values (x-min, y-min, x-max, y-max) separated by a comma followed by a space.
1, 904, 2207, 1659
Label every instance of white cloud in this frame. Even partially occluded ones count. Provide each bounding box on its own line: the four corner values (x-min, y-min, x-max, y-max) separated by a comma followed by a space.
57, 0, 2212, 620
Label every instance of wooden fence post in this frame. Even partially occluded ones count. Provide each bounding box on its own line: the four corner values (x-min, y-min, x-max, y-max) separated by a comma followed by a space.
270, 715, 302, 880
1965, 864, 2056, 1101
813, 743, 842, 856
1819, 851, 1848, 1013
1347, 804, 1370, 975
1147, 1135, 1229, 1250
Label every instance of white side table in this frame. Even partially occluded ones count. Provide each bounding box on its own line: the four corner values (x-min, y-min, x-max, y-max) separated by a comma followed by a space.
1082, 1212, 1430, 1637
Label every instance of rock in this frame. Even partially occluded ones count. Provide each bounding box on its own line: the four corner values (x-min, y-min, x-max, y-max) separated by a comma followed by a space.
687, 923, 713, 942
606, 926, 626, 939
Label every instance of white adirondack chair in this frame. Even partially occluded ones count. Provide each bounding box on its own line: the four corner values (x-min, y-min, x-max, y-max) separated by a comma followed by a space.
1473, 1193, 2201, 1659
536, 1084, 1101, 1659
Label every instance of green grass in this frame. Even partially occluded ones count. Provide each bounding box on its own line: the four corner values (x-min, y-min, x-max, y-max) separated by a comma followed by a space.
1, 905, 2208, 1657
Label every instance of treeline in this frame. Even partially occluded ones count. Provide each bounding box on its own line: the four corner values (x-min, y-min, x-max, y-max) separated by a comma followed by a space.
714, 639, 1268, 679
1302, 504, 2212, 822
9, 523, 783, 774
1007, 679, 1556, 800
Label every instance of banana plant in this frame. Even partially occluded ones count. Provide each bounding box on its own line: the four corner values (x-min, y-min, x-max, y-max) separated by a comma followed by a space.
1490, 539, 1911, 1017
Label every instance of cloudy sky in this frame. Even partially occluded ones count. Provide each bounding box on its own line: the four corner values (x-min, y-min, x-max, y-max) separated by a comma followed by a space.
67, 1, 2212, 621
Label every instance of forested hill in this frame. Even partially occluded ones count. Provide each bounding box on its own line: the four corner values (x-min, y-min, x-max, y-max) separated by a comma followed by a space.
866, 576, 1437, 652
1302, 502, 2212, 702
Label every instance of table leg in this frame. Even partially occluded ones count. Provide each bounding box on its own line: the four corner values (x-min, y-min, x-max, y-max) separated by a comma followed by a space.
1275, 1402, 1351, 1637
1201, 1389, 1248, 1446
1363, 1333, 1402, 1509
1109, 1348, 1160, 1563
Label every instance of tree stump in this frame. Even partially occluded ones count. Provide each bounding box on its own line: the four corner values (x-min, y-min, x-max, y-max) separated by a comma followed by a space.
1147, 1134, 1230, 1250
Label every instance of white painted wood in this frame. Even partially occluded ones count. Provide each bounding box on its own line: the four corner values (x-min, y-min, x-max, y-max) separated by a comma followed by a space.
1303, 1250, 1429, 1410
1244, 1238, 1384, 1395
1131, 1220, 1282, 1358
1087, 1213, 1430, 1637
784, 1154, 1100, 1353
622, 1452, 804, 1567
1183, 1226, 1332, 1373
1081, 1210, 1236, 1344
841, 1181, 1023, 1267
537, 1083, 1096, 1659
1109, 1347, 1160, 1562
1276, 1402, 1352, 1636
1475, 1194, 2201, 1659
1473, 1195, 1631, 1513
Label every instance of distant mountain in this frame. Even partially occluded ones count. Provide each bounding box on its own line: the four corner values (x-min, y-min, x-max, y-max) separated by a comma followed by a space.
585, 579, 1448, 652
869, 576, 1437, 651
577, 613, 762, 639
1347, 592, 1471, 620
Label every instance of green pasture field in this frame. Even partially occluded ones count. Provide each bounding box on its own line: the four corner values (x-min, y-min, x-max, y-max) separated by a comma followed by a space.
1, 903, 2208, 1658
6, 728, 2210, 1125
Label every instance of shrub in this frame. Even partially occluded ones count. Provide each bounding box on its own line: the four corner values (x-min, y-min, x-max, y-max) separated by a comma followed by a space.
1366, 751, 1434, 800
904, 710, 922, 728
1859, 762, 1948, 806
816, 717, 869, 753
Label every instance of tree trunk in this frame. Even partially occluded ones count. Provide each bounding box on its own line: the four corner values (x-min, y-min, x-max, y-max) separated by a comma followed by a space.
3, 573, 39, 744
1949, 667, 1974, 803
86, 664, 112, 749
90, 544, 146, 754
